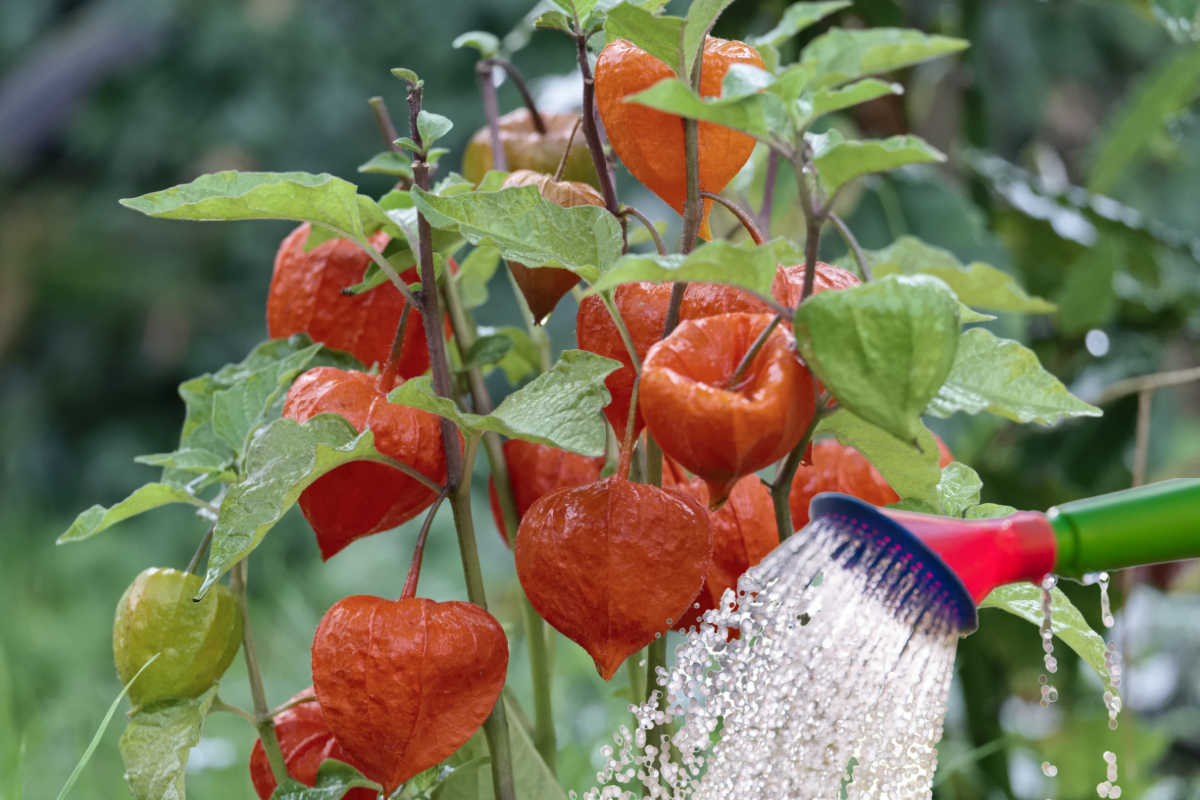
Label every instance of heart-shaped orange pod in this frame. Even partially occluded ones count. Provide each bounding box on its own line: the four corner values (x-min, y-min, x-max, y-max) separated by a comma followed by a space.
462, 108, 599, 188
249, 687, 379, 800
640, 312, 817, 504
487, 439, 606, 546
595, 37, 764, 239
515, 476, 712, 679
311, 595, 508, 795
500, 170, 606, 321
281, 367, 447, 559
662, 462, 777, 630
788, 437, 955, 530
267, 223, 430, 376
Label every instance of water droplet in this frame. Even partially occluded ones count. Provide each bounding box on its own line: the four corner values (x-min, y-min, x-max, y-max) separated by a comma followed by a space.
1041, 761, 1058, 777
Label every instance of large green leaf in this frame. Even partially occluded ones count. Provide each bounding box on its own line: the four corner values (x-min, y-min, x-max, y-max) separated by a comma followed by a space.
57, 483, 209, 544
817, 410, 943, 509
389, 351, 620, 457
926, 328, 1102, 425
683, 0, 736, 76
980, 584, 1118, 697
748, 1, 850, 49
411, 186, 622, 283
624, 77, 790, 145
809, 131, 945, 197
271, 760, 383, 799
800, 27, 968, 87
119, 688, 217, 800
794, 275, 961, 443
1089, 43, 1200, 194
120, 171, 393, 241
859, 236, 1055, 313
586, 238, 784, 298
604, 3, 685, 73
800, 78, 903, 127
201, 415, 388, 593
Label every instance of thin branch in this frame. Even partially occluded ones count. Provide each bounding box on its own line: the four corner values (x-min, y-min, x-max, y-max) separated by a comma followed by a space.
475, 63, 507, 172
724, 315, 782, 390
1096, 365, 1200, 405
482, 57, 546, 133
366, 454, 445, 495
184, 524, 214, 576
772, 401, 827, 542
553, 115, 584, 182
231, 561, 289, 785
268, 693, 318, 719
379, 304, 412, 389
619, 206, 667, 255
210, 698, 258, 726
401, 487, 451, 599
829, 212, 871, 281
701, 190, 765, 245
572, 23, 620, 215
758, 148, 780, 234
368, 96, 401, 152
1133, 389, 1152, 488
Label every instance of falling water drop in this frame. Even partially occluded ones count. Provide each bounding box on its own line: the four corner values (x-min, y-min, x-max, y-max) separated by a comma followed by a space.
1039, 576, 1058, 706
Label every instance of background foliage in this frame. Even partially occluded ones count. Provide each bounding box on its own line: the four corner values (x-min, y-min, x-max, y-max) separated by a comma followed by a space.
2, 0, 1198, 798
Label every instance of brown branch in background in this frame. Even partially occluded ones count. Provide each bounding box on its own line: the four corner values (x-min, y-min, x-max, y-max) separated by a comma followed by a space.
553, 116, 584, 182
619, 206, 667, 255
475, 63, 507, 172
572, 25, 619, 215
829, 212, 871, 281
482, 57, 546, 134
1096, 365, 1200, 405
701, 190, 765, 245
368, 96, 402, 151
1133, 389, 1152, 488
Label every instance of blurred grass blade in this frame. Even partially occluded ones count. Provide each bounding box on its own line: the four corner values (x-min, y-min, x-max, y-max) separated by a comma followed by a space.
56, 654, 159, 800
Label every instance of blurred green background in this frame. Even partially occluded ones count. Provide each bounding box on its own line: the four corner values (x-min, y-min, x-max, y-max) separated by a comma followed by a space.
2, 0, 1199, 798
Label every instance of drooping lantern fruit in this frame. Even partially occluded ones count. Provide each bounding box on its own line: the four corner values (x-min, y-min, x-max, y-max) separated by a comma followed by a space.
640, 312, 817, 504
595, 36, 764, 239
249, 687, 379, 800
788, 437, 955, 530
112, 567, 242, 710
500, 170, 606, 321
487, 438, 606, 546
515, 476, 713, 679
267, 223, 430, 376
311, 595, 508, 795
662, 461, 778, 630
281, 367, 447, 560
462, 108, 599, 188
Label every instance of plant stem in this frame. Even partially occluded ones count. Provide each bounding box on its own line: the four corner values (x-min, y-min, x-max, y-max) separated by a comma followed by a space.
482, 57, 548, 133
619, 206, 667, 255
553, 116, 584, 182
599, 291, 642, 376
405, 78, 516, 800
626, 657, 647, 707
476, 63, 507, 172
645, 637, 667, 707
230, 561, 289, 786
829, 212, 871, 281
210, 697, 257, 726
680, 118, 703, 254
368, 96, 402, 151
379, 304, 412, 389
268, 693, 318, 719
771, 403, 825, 542
572, 23, 620, 215
701, 190, 765, 245
184, 524, 214, 575
400, 488, 449, 600
442, 254, 560, 774
792, 154, 826, 302
724, 314, 782, 390
758, 148, 780, 234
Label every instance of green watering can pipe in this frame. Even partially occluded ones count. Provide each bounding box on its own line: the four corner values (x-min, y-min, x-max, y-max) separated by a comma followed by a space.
1049, 478, 1200, 580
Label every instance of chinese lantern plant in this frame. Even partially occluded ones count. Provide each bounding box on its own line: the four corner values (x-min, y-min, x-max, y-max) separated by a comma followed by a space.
54, 4, 1108, 800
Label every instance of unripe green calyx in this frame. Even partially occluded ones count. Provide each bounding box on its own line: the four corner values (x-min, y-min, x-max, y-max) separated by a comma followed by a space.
113, 567, 243, 709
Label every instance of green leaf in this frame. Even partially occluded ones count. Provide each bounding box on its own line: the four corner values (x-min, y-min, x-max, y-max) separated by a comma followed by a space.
430, 758, 490, 800
748, 1, 850, 49
587, 238, 783, 298
483, 326, 541, 384
860, 236, 1055, 313
57, 483, 206, 544
809, 131, 945, 197
1055, 235, 1122, 335
119, 687, 217, 800
1089, 43, 1200, 194
457, 244, 502, 310
794, 275, 961, 443
451, 31, 501, 58
965, 502, 1018, 520
802, 78, 903, 125
535, 10, 573, 33
119, 171, 392, 242
800, 27, 968, 87
604, 3, 685, 74
391, 67, 421, 87
417, 111, 454, 149
201, 416, 388, 592
57, 656, 159, 800
980, 584, 1118, 697
926, 328, 1102, 425
133, 448, 233, 478
683, 0, 735, 77
937, 461, 982, 518
357, 151, 414, 179
271, 760, 383, 799
412, 186, 622, 283
389, 351, 620, 456
625, 76, 789, 144
817, 410, 943, 508
460, 335, 513, 371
